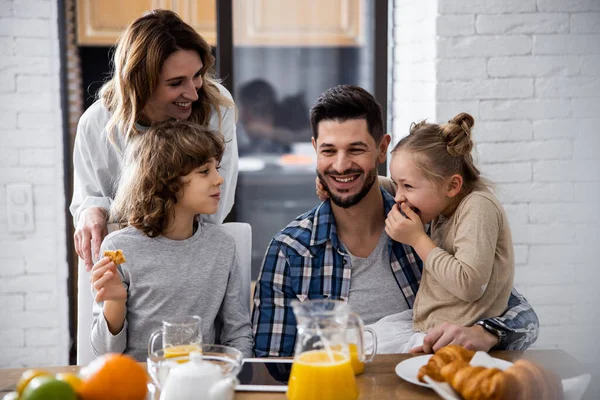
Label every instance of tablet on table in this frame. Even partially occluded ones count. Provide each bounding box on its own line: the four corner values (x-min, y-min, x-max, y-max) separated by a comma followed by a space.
236, 358, 293, 392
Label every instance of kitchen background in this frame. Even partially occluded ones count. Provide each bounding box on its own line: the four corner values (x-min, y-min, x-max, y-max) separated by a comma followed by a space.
79, 0, 377, 279
0, 0, 598, 380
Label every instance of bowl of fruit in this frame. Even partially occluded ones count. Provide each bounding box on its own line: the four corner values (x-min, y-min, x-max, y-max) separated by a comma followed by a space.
5, 353, 149, 400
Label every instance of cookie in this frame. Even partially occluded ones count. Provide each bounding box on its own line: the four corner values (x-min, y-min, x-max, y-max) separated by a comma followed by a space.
104, 249, 126, 265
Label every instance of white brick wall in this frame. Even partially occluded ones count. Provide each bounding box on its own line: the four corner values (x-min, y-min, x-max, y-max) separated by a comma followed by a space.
392, 0, 438, 141
393, 0, 600, 364
0, 0, 69, 368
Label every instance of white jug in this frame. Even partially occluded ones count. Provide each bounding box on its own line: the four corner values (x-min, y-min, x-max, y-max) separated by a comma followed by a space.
159, 351, 236, 400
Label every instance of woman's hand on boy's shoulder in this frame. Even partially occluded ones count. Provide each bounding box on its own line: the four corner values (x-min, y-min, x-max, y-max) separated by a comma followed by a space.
74, 206, 109, 271
90, 257, 127, 303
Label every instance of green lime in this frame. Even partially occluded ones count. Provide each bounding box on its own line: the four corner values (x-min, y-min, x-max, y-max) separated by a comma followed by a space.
16, 369, 51, 394
2, 392, 19, 400
21, 376, 77, 400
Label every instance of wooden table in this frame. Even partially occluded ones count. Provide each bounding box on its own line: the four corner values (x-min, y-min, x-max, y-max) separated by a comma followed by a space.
0, 350, 592, 399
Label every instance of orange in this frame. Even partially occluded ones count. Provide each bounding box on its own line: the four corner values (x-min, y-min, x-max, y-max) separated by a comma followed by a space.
16, 369, 51, 394
80, 353, 148, 400
21, 376, 77, 400
56, 372, 84, 395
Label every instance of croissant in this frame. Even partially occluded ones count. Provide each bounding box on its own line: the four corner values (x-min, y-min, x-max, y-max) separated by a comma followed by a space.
417, 345, 475, 382
441, 358, 564, 400
443, 362, 506, 400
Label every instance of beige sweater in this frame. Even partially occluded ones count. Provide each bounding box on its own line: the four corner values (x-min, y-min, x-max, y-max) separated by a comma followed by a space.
413, 190, 514, 332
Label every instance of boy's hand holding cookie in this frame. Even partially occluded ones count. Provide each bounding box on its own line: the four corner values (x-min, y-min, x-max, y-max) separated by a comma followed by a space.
91, 252, 127, 303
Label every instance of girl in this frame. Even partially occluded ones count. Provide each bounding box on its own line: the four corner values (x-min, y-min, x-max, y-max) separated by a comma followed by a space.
89, 120, 253, 360
380, 112, 514, 352
71, 9, 239, 271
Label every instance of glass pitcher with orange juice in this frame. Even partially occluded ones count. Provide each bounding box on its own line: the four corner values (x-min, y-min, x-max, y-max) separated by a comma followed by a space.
287, 299, 374, 400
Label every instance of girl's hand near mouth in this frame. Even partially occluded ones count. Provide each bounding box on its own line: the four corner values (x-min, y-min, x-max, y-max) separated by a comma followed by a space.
399, 203, 420, 219
385, 202, 436, 261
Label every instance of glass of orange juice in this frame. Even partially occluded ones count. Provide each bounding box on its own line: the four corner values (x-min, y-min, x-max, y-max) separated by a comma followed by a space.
346, 325, 377, 375
148, 315, 202, 358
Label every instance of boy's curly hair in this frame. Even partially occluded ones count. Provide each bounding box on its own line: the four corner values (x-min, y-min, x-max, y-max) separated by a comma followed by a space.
110, 120, 225, 237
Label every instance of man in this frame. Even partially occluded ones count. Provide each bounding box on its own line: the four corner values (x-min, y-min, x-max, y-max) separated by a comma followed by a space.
252, 85, 539, 357
236, 79, 295, 155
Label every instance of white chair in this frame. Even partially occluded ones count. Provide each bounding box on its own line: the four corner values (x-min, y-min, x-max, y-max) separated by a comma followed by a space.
77, 256, 95, 365
76, 222, 253, 365
221, 222, 252, 313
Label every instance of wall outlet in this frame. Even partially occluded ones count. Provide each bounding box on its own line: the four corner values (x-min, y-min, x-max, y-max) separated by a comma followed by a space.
6, 183, 34, 233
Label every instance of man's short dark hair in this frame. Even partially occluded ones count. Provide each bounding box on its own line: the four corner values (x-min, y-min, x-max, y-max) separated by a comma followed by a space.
309, 85, 384, 143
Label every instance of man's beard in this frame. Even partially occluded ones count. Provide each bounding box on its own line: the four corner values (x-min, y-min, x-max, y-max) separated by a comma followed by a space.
317, 166, 378, 209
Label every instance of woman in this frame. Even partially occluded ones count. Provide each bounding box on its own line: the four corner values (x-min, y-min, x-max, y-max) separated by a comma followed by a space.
70, 9, 238, 270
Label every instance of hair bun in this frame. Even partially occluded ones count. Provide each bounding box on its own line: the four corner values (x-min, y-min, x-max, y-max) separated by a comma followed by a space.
441, 112, 475, 157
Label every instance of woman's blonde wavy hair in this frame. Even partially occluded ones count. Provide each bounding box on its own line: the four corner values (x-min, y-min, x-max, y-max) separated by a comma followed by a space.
392, 112, 491, 194
100, 9, 233, 143
110, 120, 225, 238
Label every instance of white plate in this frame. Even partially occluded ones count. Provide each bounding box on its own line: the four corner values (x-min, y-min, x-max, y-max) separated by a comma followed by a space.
394, 354, 514, 388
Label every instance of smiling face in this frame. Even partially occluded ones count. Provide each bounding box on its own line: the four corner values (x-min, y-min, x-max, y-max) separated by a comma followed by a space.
390, 150, 454, 224
175, 158, 223, 217
142, 49, 203, 122
313, 118, 390, 209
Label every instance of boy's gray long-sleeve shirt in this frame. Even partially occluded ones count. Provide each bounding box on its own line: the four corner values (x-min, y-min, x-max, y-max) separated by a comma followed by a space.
91, 223, 253, 360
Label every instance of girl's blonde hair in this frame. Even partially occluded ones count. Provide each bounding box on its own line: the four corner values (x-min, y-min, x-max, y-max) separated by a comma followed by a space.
392, 112, 490, 193
100, 9, 233, 143
111, 120, 225, 238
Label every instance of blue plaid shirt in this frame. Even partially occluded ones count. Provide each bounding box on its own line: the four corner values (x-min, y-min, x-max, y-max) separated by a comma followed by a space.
252, 188, 539, 357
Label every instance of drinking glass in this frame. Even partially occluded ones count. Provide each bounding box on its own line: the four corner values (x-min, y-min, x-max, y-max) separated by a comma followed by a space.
148, 315, 202, 358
